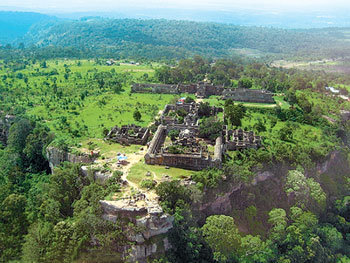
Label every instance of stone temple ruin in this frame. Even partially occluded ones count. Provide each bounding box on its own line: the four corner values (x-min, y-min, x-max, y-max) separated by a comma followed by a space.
145, 124, 223, 171
144, 101, 262, 171
106, 124, 150, 146
160, 102, 222, 126
222, 88, 275, 104
132, 82, 274, 103
225, 128, 261, 151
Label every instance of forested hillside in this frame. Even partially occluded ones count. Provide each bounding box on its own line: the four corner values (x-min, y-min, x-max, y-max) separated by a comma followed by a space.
0, 11, 53, 44
22, 18, 350, 60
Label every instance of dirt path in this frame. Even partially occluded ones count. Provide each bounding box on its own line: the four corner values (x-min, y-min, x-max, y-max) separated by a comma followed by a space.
110, 148, 146, 190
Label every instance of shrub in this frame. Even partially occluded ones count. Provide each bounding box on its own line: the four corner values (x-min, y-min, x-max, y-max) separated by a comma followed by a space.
140, 179, 157, 190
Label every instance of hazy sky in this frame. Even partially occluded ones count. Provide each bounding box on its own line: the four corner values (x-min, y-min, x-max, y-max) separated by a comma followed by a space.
3, 0, 350, 12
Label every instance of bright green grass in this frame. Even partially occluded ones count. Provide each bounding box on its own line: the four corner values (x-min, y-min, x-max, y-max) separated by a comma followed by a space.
127, 160, 196, 185
77, 138, 141, 158
203, 96, 279, 109
273, 96, 290, 109
1, 59, 177, 145
241, 111, 332, 149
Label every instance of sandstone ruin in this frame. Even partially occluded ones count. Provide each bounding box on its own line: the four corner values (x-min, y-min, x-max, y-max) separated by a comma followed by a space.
132, 82, 274, 103
225, 127, 262, 151
106, 124, 150, 145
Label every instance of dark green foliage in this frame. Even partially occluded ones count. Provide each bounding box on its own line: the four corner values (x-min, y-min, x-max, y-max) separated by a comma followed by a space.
191, 168, 224, 191
133, 109, 142, 121
7, 118, 34, 154
199, 117, 223, 140
48, 163, 87, 218
140, 179, 157, 190
168, 129, 180, 141
167, 206, 214, 263
184, 97, 195, 103
0, 193, 28, 262
238, 77, 253, 89
224, 100, 246, 127
156, 180, 192, 214
198, 102, 212, 118
15, 18, 350, 60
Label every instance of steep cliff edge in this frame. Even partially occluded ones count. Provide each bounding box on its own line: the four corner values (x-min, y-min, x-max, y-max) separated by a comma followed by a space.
46, 146, 97, 171
197, 150, 349, 234
0, 114, 15, 145
100, 198, 173, 263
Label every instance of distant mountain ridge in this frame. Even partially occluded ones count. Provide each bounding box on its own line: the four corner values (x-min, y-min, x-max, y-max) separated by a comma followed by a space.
22, 17, 350, 59
1, 11, 350, 60
0, 11, 55, 44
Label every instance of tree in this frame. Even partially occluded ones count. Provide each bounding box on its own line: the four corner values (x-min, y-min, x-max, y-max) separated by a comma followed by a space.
7, 118, 33, 154
285, 88, 297, 106
0, 194, 29, 262
202, 215, 241, 262
268, 208, 287, 243
184, 97, 195, 103
168, 129, 180, 141
198, 102, 212, 117
155, 180, 191, 213
224, 100, 246, 127
199, 117, 223, 140
133, 109, 142, 121
285, 170, 326, 211
279, 122, 293, 141
238, 77, 253, 89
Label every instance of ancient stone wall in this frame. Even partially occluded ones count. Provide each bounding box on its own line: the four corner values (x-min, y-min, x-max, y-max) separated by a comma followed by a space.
106, 124, 150, 145
132, 82, 225, 98
132, 83, 178, 94
222, 88, 274, 103
145, 124, 222, 170
213, 136, 223, 167
225, 128, 261, 151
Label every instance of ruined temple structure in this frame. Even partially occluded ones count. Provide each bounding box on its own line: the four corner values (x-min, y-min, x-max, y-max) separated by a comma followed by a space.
106, 124, 150, 145
225, 128, 262, 151
145, 125, 223, 171
132, 82, 224, 99
132, 82, 274, 103
145, 102, 264, 170
160, 102, 222, 126
221, 88, 275, 104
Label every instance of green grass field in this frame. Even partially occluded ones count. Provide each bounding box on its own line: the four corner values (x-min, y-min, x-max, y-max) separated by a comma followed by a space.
127, 160, 196, 185
1, 59, 177, 147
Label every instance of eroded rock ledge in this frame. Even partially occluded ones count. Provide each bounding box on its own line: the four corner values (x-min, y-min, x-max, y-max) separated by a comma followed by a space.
100, 199, 173, 262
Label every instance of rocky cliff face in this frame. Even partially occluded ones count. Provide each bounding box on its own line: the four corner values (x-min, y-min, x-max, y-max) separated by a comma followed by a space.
0, 114, 15, 145
197, 150, 349, 233
46, 146, 96, 171
100, 199, 173, 263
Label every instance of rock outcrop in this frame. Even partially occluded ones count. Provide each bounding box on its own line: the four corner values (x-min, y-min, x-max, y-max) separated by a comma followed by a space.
46, 146, 97, 171
0, 114, 15, 145
197, 150, 349, 231
100, 199, 174, 263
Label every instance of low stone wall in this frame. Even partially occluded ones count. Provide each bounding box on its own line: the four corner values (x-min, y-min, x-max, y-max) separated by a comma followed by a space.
146, 125, 167, 156
222, 88, 275, 103
148, 152, 213, 171
132, 83, 178, 94
106, 125, 150, 145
